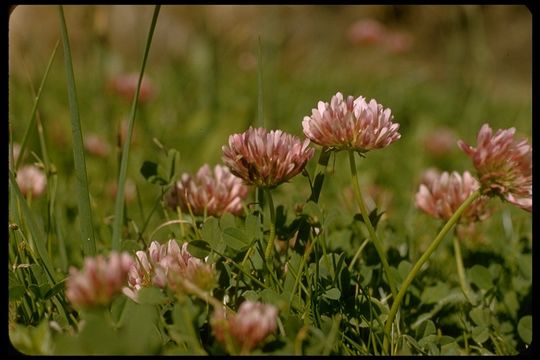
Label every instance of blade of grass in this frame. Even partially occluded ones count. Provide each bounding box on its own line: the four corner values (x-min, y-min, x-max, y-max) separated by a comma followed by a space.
58, 6, 96, 257
24, 65, 60, 262
255, 36, 265, 211
111, 5, 161, 251
15, 40, 60, 170
9, 170, 57, 284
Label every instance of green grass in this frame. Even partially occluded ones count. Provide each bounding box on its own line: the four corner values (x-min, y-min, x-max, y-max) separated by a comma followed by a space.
8, 5, 531, 356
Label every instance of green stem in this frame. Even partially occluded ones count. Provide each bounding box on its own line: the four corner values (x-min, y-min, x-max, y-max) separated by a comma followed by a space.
264, 188, 276, 267
179, 298, 207, 355
112, 5, 161, 251
288, 237, 314, 307
382, 189, 482, 355
348, 150, 397, 299
453, 235, 477, 305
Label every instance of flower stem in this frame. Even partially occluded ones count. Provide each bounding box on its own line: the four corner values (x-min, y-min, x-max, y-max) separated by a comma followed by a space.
381, 189, 482, 355
348, 150, 397, 300
453, 235, 477, 305
308, 147, 331, 203
264, 189, 276, 282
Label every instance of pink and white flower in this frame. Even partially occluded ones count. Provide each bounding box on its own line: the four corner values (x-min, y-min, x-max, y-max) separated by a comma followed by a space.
16, 165, 47, 198
302, 92, 401, 152
84, 133, 111, 158
123, 240, 215, 301
165, 164, 249, 217
211, 301, 278, 353
458, 124, 532, 212
415, 170, 490, 223
222, 127, 314, 188
66, 252, 133, 308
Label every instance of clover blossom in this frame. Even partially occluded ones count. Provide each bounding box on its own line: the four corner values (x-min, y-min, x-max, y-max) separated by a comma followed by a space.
458, 124, 531, 212
222, 127, 314, 188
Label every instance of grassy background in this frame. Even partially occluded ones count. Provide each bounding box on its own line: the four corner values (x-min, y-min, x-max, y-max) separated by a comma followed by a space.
9, 5, 531, 266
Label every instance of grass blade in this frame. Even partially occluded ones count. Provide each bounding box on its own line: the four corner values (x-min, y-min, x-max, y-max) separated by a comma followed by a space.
15, 40, 59, 170
9, 170, 57, 283
256, 36, 265, 210
111, 5, 161, 251
58, 6, 96, 256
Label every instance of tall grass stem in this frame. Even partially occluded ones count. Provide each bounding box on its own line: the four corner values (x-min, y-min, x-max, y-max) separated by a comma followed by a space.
58, 6, 96, 256
111, 5, 161, 251
15, 41, 59, 171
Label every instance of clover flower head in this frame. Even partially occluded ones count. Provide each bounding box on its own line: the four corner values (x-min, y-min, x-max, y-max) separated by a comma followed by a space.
66, 252, 133, 308
160, 242, 216, 293
222, 127, 314, 188
211, 301, 278, 353
165, 164, 249, 217
347, 19, 386, 45
302, 92, 401, 152
124, 240, 215, 301
458, 124, 531, 212
16, 165, 47, 198
84, 133, 111, 158
415, 170, 490, 223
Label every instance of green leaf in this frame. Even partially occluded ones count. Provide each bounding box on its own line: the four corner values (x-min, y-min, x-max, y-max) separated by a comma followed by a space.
398, 260, 412, 278
518, 254, 532, 280
416, 319, 436, 339
469, 307, 490, 327
222, 227, 250, 251
418, 334, 438, 349
242, 290, 260, 301
43, 280, 66, 300
245, 214, 262, 241
468, 265, 493, 290
471, 325, 490, 344
109, 295, 128, 324
136, 287, 167, 305
359, 265, 373, 287
219, 213, 236, 229
118, 301, 162, 354
140, 161, 167, 185
202, 217, 221, 249
440, 342, 460, 355
322, 287, 341, 300
517, 315, 532, 344
259, 288, 288, 309
187, 240, 211, 259
283, 252, 302, 293
140, 161, 158, 179
166, 148, 180, 182
10, 321, 53, 355
503, 292, 519, 319
420, 282, 451, 304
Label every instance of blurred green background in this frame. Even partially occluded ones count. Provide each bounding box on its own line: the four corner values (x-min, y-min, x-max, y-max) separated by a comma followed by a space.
9, 5, 531, 261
